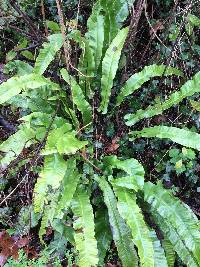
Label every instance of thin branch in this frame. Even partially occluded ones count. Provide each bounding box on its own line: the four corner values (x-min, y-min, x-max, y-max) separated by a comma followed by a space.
8, 0, 42, 41
144, 0, 168, 50
56, 0, 70, 70
41, 0, 48, 37
14, 43, 40, 52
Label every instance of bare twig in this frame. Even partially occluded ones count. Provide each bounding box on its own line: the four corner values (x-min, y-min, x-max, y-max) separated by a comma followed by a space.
144, 0, 168, 49
126, 0, 145, 46
77, 122, 92, 134
14, 43, 40, 52
56, 0, 70, 70
8, 25, 36, 39
41, 0, 48, 37
162, 1, 194, 69
8, 0, 42, 40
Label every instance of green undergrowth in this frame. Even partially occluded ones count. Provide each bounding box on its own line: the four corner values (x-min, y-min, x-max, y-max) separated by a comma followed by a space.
0, 0, 200, 266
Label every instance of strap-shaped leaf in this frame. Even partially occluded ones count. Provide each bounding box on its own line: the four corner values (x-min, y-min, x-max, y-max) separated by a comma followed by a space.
144, 182, 200, 265
154, 212, 198, 267
0, 126, 35, 170
68, 29, 96, 96
98, 27, 129, 114
34, 154, 67, 213
162, 238, 176, 267
39, 191, 60, 241
116, 64, 183, 107
125, 71, 200, 126
95, 176, 138, 267
100, 0, 133, 46
60, 68, 92, 125
34, 34, 63, 75
0, 74, 59, 105
42, 125, 88, 155
103, 155, 144, 191
95, 209, 112, 266
131, 126, 200, 151
86, 1, 104, 71
114, 187, 154, 267
78, 37, 95, 96
71, 187, 99, 267
149, 230, 168, 267
56, 158, 81, 218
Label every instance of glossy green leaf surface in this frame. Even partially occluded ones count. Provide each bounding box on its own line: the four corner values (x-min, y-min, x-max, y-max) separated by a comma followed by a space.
154, 213, 198, 267
104, 155, 144, 191
144, 182, 200, 265
96, 176, 138, 267
149, 230, 168, 267
0, 74, 59, 105
125, 71, 200, 126
56, 158, 81, 218
60, 68, 92, 125
34, 34, 63, 75
99, 27, 129, 114
34, 154, 67, 213
0, 126, 35, 170
131, 126, 200, 151
42, 125, 87, 155
116, 64, 183, 107
4, 60, 33, 76
95, 209, 112, 266
71, 188, 99, 267
114, 188, 154, 267
100, 0, 134, 46
86, 1, 104, 71
162, 238, 176, 267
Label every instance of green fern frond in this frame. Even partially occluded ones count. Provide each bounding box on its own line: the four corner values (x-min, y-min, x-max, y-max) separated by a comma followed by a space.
154, 213, 198, 267
103, 155, 144, 191
56, 158, 81, 219
125, 70, 200, 126
86, 1, 104, 71
95, 175, 139, 267
149, 230, 168, 267
0, 126, 35, 170
41, 124, 87, 155
98, 27, 129, 114
71, 187, 99, 267
39, 191, 60, 242
131, 126, 200, 151
162, 238, 176, 267
34, 34, 63, 75
60, 68, 92, 125
95, 209, 112, 266
114, 187, 154, 267
116, 64, 183, 107
0, 74, 59, 105
77, 36, 95, 95
68, 30, 96, 95
100, 0, 133, 46
34, 154, 67, 213
144, 182, 200, 265
20, 112, 69, 129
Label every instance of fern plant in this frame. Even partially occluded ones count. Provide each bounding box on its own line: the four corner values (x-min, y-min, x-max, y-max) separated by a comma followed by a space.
0, 1, 200, 266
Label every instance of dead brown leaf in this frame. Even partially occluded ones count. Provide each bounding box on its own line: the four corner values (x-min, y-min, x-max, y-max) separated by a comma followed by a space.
105, 137, 120, 153
0, 231, 29, 266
